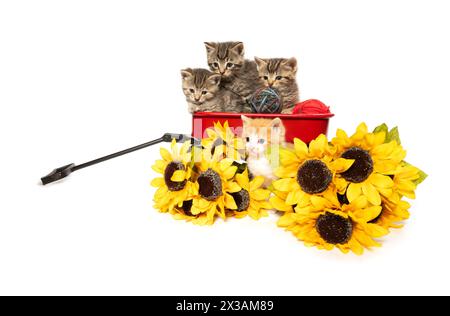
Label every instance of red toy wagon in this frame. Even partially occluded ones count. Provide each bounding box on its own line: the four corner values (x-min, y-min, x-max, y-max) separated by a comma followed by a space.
192, 99, 334, 143
41, 100, 333, 184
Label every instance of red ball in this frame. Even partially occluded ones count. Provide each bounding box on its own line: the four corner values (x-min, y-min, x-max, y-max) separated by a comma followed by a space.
292, 99, 330, 114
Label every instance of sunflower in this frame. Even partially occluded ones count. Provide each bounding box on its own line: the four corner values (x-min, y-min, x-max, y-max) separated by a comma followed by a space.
168, 197, 219, 226
331, 123, 406, 206
368, 197, 411, 229
151, 139, 197, 213
188, 151, 241, 225
272, 134, 355, 213
269, 189, 294, 213
365, 163, 419, 229
278, 194, 388, 255
387, 163, 421, 204
201, 121, 245, 161
228, 169, 272, 220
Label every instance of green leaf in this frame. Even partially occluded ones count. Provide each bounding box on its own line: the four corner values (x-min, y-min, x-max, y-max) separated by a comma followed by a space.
373, 123, 389, 135
414, 169, 428, 186
403, 161, 427, 186
387, 126, 401, 145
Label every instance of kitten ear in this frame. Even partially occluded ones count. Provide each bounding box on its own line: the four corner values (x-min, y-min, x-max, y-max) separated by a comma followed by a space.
241, 115, 251, 125
231, 42, 245, 56
271, 118, 283, 129
181, 68, 193, 80
254, 57, 267, 70
282, 57, 298, 73
204, 42, 216, 54
208, 74, 221, 86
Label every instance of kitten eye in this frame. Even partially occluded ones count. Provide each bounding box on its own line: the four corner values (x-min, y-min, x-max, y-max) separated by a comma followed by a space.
263, 76, 268, 80
212, 62, 219, 68
226, 63, 234, 69
202, 91, 207, 95
189, 89, 195, 93
276, 76, 282, 80
258, 139, 265, 144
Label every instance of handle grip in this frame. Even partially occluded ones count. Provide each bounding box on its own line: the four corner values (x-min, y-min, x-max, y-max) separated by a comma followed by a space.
41, 163, 75, 185
41, 133, 198, 186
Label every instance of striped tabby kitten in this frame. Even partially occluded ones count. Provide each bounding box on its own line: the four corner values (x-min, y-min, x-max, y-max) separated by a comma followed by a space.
255, 57, 299, 114
205, 41, 260, 112
181, 68, 244, 113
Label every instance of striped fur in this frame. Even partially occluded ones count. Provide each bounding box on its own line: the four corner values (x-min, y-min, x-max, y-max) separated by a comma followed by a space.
205, 42, 261, 111
255, 57, 299, 114
181, 68, 245, 114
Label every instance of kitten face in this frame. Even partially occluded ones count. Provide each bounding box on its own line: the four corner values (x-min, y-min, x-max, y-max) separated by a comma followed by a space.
241, 115, 285, 158
181, 68, 221, 105
255, 57, 297, 89
205, 42, 245, 78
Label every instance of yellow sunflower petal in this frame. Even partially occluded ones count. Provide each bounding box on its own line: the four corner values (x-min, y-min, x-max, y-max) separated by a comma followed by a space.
277, 213, 296, 227
223, 166, 238, 180
356, 122, 368, 135
294, 138, 308, 158
362, 182, 381, 205
225, 193, 238, 210
286, 189, 302, 206
160, 148, 172, 162
365, 223, 388, 238
329, 158, 355, 173
270, 196, 293, 212
171, 170, 186, 182
152, 160, 166, 174
348, 238, 364, 256
151, 177, 165, 187
250, 176, 265, 191
279, 148, 299, 166
252, 189, 271, 201
227, 181, 242, 193
275, 164, 299, 178
360, 205, 382, 222
369, 173, 394, 188
235, 173, 249, 189
273, 178, 297, 192
309, 134, 328, 156
347, 183, 362, 202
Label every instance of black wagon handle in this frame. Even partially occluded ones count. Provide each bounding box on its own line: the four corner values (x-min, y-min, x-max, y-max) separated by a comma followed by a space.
41, 133, 198, 185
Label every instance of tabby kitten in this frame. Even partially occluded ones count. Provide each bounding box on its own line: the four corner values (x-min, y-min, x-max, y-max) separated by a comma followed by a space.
181, 68, 244, 113
205, 41, 261, 112
255, 57, 299, 114
241, 115, 286, 187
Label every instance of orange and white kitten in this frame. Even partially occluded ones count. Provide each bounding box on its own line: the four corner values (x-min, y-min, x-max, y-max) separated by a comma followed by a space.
241, 115, 286, 187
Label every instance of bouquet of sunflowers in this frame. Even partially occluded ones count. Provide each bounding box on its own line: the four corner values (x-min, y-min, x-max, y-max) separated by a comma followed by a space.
151, 122, 426, 255
151, 122, 272, 226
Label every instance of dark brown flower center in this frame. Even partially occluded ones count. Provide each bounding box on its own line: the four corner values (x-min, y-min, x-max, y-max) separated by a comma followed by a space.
316, 212, 353, 245
297, 159, 332, 194
197, 169, 223, 201
181, 200, 193, 216
341, 147, 374, 183
164, 162, 187, 192
231, 189, 250, 212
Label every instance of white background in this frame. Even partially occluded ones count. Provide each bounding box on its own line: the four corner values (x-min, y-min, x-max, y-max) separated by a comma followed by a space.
0, 0, 448, 296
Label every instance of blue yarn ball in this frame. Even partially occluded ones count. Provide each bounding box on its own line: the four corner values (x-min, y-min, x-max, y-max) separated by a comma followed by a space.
249, 88, 282, 114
